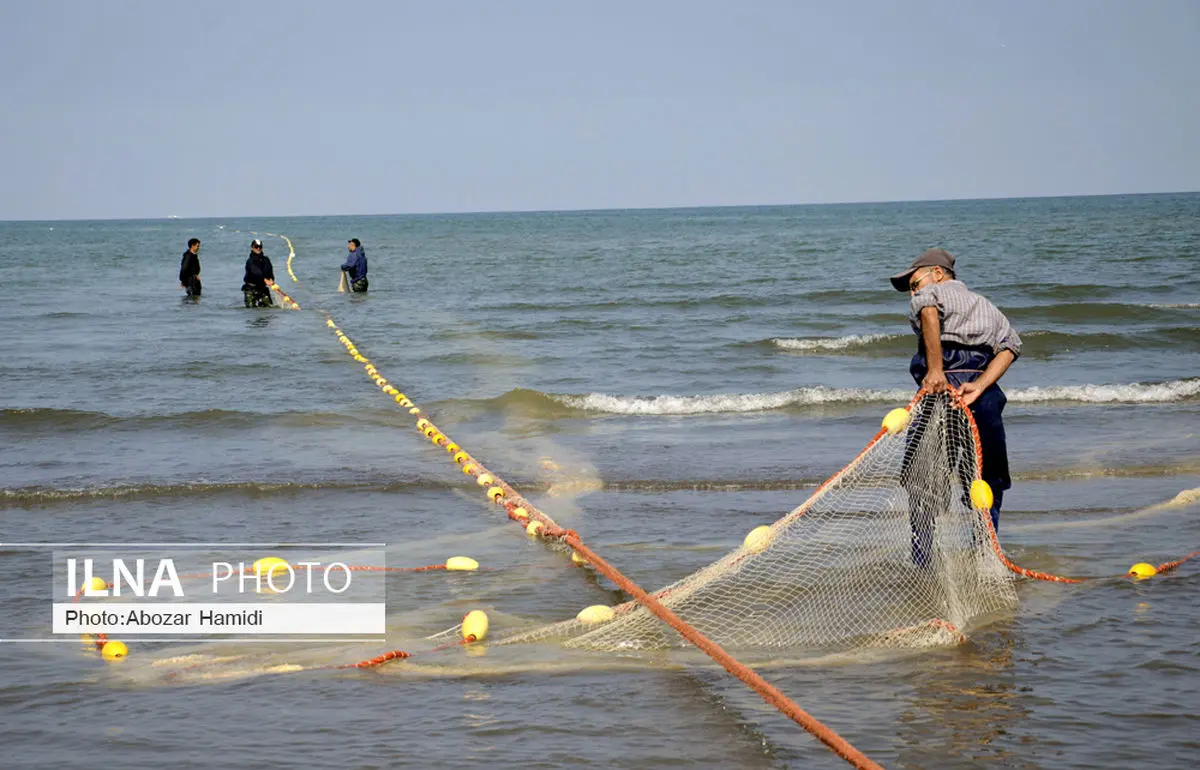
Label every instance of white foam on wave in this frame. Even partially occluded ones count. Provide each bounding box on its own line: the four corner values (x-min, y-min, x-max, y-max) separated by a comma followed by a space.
1147, 302, 1200, 309
772, 334, 896, 351
556, 387, 912, 415
1008, 379, 1200, 403
554, 379, 1199, 415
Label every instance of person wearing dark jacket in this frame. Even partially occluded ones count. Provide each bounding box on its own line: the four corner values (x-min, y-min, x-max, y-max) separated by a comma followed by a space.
179, 238, 202, 297
341, 238, 368, 293
242, 239, 276, 307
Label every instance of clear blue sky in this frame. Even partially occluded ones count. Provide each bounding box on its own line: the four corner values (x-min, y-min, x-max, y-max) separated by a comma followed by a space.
1, 1, 1197, 219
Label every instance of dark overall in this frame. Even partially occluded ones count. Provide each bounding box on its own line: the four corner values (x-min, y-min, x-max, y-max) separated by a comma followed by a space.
180, 250, 201, 297
342, 246, 368, 293
243, 254, 275, 308
906, 342, 1010, 565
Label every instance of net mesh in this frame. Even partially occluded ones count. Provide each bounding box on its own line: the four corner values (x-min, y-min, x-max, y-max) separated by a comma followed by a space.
500, 393, 1018, 652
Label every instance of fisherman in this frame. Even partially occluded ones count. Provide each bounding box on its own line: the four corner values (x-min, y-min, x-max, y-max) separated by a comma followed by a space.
341, 238, 368, 293
242, 239, 276, 307
890, 248, 1021, 562
179, 238, 202, 297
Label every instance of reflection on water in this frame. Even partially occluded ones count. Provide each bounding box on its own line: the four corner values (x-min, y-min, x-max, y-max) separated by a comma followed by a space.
247, 312, 275, 328
895, 627, 1032, 768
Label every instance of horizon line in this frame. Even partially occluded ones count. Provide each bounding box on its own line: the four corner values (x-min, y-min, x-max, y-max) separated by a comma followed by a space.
3, 188, 1197, 224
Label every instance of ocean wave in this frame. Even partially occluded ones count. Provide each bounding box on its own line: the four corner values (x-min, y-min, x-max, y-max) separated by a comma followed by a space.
0, 408, 366, 432
1007, 302, 1184, 324
1147, 302, 1200, 309
553, 387, 912, 415
0, 477, 515, 507
1005, 283, 1122, 301
533, 467, 1200, 489
1013, 464, 1200, 482
7, 467, 1197, 510
550, 378, 1200, 415
0, 407, 117, 430
768, 328, 1199, 357
771, 334, 900, 352
1006, 378, 1200, 404
1020, 327, 1200, 354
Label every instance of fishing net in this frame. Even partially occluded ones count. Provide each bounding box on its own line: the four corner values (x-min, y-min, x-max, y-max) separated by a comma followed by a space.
500, 392, 1018, 652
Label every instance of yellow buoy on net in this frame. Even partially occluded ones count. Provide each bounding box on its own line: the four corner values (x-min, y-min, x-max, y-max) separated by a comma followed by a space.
576, 605, 615, 624
476, 473, 494, 487
743, 525, 773, 553
487, 486, 504, 501
882, 407, 911, 435
445, 556, 479, 572
101, 640, 128, 661
571, 551, 588, 567
82, 576, 108, 593
1128, 563, 1157, 579
525, 520, 543, 537
253, 556, 290, 580
462, 610, 489, 642
970, 479, 994, 512
511, 507, 529, 521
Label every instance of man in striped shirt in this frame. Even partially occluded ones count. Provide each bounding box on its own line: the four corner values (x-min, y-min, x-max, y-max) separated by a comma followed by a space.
890, 248, 1021, 553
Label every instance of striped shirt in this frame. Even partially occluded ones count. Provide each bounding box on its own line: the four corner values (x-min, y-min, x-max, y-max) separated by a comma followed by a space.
909, 280, 1022, 358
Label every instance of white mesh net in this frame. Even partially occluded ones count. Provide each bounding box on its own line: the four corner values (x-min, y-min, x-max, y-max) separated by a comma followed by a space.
500, 393, 1018, 652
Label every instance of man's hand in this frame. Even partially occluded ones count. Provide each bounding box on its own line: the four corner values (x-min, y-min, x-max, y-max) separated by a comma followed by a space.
957, 379, 986, 406
958, 351, 1015, 406
922, 369, 948, 393
265, 279, 275, 287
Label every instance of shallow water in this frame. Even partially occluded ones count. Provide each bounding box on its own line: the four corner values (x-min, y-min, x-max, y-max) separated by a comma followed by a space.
1, 194, 1198, 768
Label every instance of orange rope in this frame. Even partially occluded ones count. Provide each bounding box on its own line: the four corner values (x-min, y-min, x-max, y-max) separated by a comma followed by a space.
338, 649, 411, 669
337, 629, 478, 669
546, 529, 883, 770
313, 314, 881, 768
938, 387, 1196, 585
1156, 551, 1200, 574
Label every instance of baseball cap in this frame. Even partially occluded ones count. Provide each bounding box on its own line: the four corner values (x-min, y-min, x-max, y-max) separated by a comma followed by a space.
889, 248, 956, 291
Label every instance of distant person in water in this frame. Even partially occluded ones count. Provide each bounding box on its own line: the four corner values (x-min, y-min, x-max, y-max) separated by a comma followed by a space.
341, 238, 368, 293
179, 238, 202, 297
242, 239, 275, 307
